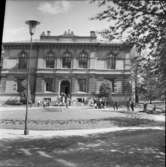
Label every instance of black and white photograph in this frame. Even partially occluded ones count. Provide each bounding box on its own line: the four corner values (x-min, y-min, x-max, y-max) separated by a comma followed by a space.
0, 0, 165, 166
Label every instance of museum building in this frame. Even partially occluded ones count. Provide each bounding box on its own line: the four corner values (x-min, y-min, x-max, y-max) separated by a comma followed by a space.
0, 30, 135, 104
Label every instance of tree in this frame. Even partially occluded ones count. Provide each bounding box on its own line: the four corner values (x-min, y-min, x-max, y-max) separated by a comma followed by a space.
140, 58, 160, 103
99, 82, 112, 97
99, 82, 112, 106
91, 0, 166, 100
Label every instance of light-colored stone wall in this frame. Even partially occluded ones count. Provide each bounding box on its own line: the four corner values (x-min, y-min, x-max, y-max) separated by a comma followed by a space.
1, 42, 133, 104
5, 76, 17, 93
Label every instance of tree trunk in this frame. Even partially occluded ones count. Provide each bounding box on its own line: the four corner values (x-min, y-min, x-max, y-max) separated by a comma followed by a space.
135, 86, 139, 104
165, 92, 166, 113
150, 99, 152, 104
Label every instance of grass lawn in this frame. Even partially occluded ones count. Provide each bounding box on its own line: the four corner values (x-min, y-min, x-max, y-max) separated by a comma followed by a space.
0, 129, 165, 167
0, 107, 165, 130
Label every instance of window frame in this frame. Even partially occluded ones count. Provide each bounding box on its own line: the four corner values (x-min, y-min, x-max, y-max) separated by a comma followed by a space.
107, 54, 116, 69
18, 51, 27, 70
79, 51, 88, 68
78, 78, 87, 92
45, 51, 55, 68
45, 78, 54, 92
62, 51, 72, 68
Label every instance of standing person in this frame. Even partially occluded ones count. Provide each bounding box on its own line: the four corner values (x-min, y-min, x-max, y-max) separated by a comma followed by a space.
115, 101, 118, 111
43, 100, 46, 108
113, 101, 116, 111
143, 103, 147, 112
126, 99, 130, 111
37, 100, 41, 107
130, 100, 135, 111
65, 94, 68, 108
113, 101, 118, 111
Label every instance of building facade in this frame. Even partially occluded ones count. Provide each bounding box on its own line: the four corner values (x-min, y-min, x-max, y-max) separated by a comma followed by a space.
0, 30, 135, 104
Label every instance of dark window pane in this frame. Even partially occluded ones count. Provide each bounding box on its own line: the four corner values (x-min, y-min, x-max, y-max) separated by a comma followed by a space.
46, 52, 54, 68
79, 52, 88, 68
62, 52, 71, 68
46, 59, 54, 68
107, 55, 116, 69
18, 52, 27, 69
45, 78, 53, 91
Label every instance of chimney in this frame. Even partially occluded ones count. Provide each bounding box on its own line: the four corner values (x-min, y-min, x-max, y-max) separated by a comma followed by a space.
90, 31, 96, 38
47, 30, 51, 36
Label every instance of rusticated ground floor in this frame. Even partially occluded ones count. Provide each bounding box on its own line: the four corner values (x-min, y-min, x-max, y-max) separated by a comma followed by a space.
0, 74, 133, 104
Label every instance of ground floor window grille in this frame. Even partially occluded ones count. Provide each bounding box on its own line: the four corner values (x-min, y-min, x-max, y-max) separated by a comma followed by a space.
78, 79, 87, 92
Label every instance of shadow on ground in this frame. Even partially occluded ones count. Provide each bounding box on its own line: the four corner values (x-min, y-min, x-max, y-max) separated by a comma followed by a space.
0, 129, 165, 167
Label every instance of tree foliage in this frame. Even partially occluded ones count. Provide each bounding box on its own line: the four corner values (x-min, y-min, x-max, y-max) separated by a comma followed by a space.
92, 0, 166, 95
139, 58, 160, 102
99, 82, 112, 97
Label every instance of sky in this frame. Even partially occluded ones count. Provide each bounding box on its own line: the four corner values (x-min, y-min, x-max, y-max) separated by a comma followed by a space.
2, 0, 111, 42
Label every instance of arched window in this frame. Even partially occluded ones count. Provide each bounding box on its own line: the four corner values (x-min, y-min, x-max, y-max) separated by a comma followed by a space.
79, 51, 88, 68
18, 51, 27, 70
62, 51, 72, 68
107, 54, 116, 69
46, 51, 54, 68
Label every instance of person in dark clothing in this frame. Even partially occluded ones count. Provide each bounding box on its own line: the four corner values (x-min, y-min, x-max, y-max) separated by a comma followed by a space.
113, 101, 118, 111
143, 103, 147, 112
130, 101, 134, 111
126, 100, 130, 111
115, 102, 118, 110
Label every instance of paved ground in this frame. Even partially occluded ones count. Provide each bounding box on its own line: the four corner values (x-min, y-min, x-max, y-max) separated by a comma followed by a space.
0, 128, 165, 167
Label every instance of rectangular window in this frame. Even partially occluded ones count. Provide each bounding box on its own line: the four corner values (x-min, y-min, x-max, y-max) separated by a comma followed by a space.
45, 78, 53, 92
78, 79, 87, 92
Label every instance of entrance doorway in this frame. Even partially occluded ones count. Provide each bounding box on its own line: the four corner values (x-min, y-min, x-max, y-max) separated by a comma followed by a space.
60, 80, 70, 96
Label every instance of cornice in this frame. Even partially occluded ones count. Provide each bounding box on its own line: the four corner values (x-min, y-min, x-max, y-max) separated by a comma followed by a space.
2, 41, 133, 49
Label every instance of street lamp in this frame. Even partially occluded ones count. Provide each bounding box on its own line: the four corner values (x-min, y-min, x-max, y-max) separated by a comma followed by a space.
24, 20, 40, 135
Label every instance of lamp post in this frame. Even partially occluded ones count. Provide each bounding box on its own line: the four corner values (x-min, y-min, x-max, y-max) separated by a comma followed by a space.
24, 20, 40, 135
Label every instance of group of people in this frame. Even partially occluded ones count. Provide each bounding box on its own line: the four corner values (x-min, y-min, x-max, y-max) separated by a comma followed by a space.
112, 99, 135, 111
37, 99, 50, 107
37, 93, 71, 108
37, 95, 135, 112
126, 98, 135, 111
91, 97, 135, 111
93, 98, 105, 109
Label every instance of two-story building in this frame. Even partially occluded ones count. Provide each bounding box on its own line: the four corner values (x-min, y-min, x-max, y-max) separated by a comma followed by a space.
0, 30, 135, 104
